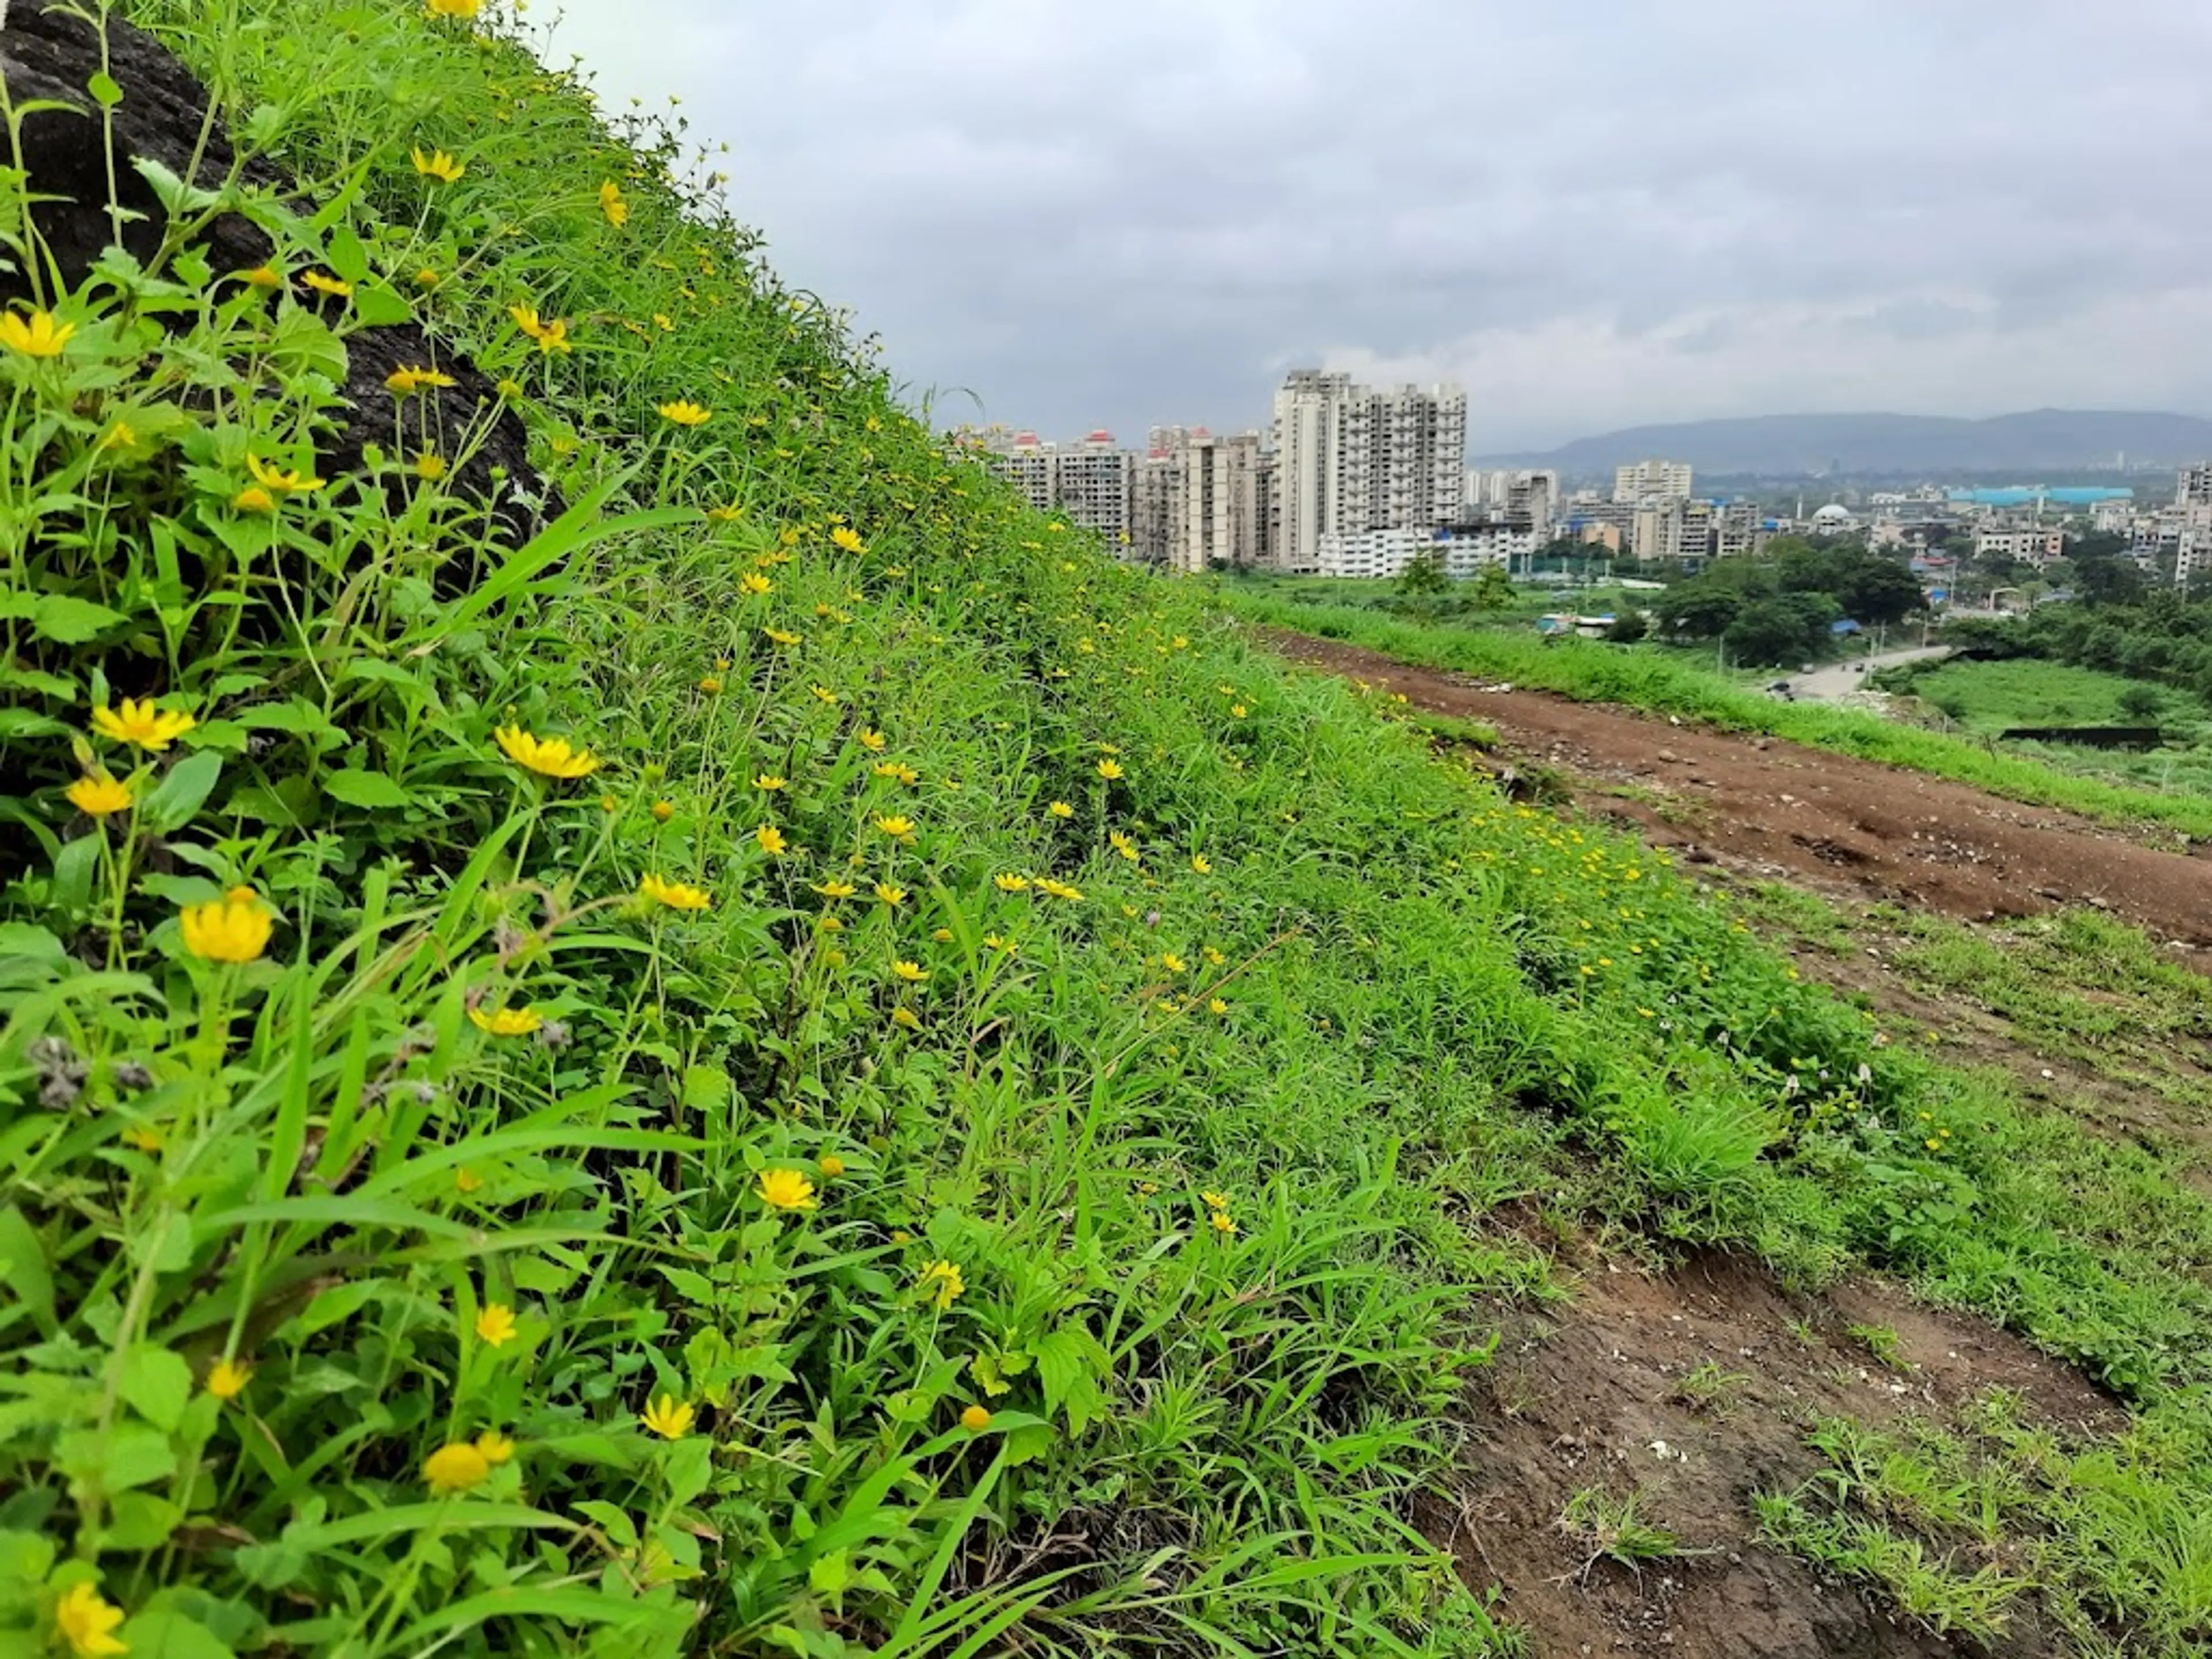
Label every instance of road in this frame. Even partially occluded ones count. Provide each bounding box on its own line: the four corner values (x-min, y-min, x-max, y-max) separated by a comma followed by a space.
1784, 644, 1949, 702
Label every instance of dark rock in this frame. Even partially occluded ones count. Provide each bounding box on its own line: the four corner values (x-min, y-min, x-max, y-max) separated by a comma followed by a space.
0, 3, 544, 542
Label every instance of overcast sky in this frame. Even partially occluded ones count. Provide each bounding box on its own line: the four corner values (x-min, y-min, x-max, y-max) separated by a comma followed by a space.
548, 0, 2212, 454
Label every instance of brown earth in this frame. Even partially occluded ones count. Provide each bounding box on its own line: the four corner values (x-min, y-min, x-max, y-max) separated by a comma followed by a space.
1430, 1248, 2119, 1659
1260, 631, 2212, 949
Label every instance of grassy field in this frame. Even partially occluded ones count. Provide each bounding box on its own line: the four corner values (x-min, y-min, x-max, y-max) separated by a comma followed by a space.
1223, 589, 2212, 837
0, 3, 2208, 1655
1889, 658, 2206, 733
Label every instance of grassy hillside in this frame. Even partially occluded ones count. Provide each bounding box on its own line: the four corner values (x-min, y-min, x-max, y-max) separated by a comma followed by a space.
1224, 589, 2212, 837
1, 4, 2209, 1657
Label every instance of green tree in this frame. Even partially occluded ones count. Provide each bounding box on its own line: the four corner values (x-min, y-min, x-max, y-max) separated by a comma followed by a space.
1397, 547, 1448, 599
1469, 563, 1516, 611
1722, 594, 1840, 666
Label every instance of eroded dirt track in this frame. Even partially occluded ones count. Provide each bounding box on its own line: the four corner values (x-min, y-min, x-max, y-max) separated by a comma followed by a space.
1430, 1249, 2118, 1659
1264, 631, 2212, 949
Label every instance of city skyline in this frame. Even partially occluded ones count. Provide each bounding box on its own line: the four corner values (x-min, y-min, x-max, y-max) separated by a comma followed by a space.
553, 0, 2212, 452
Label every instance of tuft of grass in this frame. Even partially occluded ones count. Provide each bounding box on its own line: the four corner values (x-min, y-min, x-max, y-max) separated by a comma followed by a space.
1672, 1358, 1752, 1415
1559, 1487, 1683, 1578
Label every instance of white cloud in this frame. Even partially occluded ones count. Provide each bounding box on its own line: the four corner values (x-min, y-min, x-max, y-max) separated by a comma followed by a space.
547, 0, 2212, 449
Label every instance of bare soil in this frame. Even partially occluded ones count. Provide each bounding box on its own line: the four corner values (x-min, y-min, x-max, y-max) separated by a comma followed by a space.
1258, 630, 2194, 1654
1262, 631, 2212, 949
1432, 1248, 2119, 1659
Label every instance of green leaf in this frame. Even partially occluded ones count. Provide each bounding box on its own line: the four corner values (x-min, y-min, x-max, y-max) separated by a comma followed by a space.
115, 1611, 235, 1659
141, 751, 223, 835
808, 1548, 853, 1597
1033, 1324, 1109, 1438
130, 156, 222, 217
32, 593, 127, 644
56, 1425, 176, 1494
321, 768, 411, 809
663, 1435, 711, 1506
118, 1343, 194, 1433
325, 224, 371, 285
88, 71, 123, 109
351, 281, 413, 328
101, 1491, 183, 1553
0, 1207, 55, 1336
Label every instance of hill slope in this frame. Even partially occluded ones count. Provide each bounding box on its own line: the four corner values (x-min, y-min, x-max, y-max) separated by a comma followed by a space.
1484, 408, 2212, 476
1, 5, 2208, 1658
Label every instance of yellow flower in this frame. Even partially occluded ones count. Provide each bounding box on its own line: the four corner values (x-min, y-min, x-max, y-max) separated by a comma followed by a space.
639, 1394, 694, 1440
1203, 945, 1226, 965
993, 873, 1029, 892
961, 1404, 993, 1431
652, 799, 675, 823
65, 772, 132, 817
1190, 854, 1212, 875
708, 504, 740, 522
180, 887, 272, 964
1047, 801, 1074, 820
600, 179, 630, 227
891, 1006, 921, 1029
1231, 704, 1248, 718
819, 1154, 846, 1178
811, 684, 839, 705
892, 960, 926, 983
120, 1126, 162, 1153
739, 571, 772, 596
831, 526, 865, 554
0, 309, 74, 358
1200, 1190, 1230, 1210
97, 419, 137, 452
416, 267, 441, 287
639, 873, 712, 912
757, 1167, 817, 1211
1210, 1210, 1237, 1236
508, 304, 572, 354
425, 0, 483, 16
494, 724, 599, 778
698, 675, 724, 694
658, 399, 710, 426
1109, 831, 1138, 862
301, 270, 352, 298
241, 264, 282, 289
475, 1304, 518, 1347
387, 363, 457, 393
1096, 759, 1124, 781
754, 774, 786, 791
469, 1005, 542, 1037
476, 1430, 516, 1465
857, 728, 887, 751
410, 146, 465, 183
873, 882, 907, 906
423, 1441, 491, 1495
1209, 997, 1229, 1015
755, 824, 787, 855
1037, 878, 1085, 902
207, 1358, 252, 1400
231, 484, 275, 513
815, 878, 857, 899
414, 452, 446, 480
918, 1259, 965, 1309
456, 1166, 484, 1194
764, 627, 802, 646
1162, 952, 1187, 973
246, 453, 323, 494
52, 1581, 126, 1658
873, 814, 915, 838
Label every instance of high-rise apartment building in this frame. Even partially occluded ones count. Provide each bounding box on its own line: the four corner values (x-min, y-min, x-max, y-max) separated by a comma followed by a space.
1130, 428, 1274, 571
1613, 459, 1695, 503
969, 428, 1138, 549
1271, 372, 1466, 573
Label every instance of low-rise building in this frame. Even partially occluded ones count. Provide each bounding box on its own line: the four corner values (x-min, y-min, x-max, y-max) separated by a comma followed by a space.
1974, 528, 2066, 566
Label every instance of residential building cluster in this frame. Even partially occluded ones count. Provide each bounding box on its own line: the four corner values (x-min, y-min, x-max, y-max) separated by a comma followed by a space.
957, 381, 2212, 590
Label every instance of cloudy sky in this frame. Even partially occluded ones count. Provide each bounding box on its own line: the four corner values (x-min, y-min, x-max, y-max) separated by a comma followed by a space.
552, 0, 2212, 454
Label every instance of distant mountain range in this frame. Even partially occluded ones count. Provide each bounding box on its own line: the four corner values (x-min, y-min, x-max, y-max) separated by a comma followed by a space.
1476, 410, 2212, 478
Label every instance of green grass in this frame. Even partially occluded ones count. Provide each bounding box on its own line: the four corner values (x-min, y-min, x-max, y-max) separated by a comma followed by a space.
0, 3, 2209, 1656
1221, 589, 2212, 838
1760, 1400, 2212, 1655
1891, 658, 2206, 734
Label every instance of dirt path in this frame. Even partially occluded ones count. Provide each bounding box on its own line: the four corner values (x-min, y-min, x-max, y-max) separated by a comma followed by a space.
1264, 630, 2212, 948
1433, 1247, 2117, 1659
